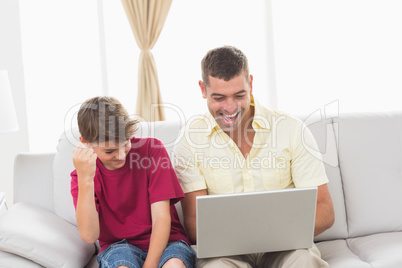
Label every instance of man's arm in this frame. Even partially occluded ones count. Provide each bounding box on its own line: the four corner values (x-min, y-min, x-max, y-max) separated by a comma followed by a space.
314, 184, 335, 236
143, 200, 171, 268
181, 189, 208, 245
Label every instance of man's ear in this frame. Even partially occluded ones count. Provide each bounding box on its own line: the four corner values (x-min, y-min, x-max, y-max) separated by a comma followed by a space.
249, 74, 253, 95
79, 137, 91, 148
199, 80, 207, 99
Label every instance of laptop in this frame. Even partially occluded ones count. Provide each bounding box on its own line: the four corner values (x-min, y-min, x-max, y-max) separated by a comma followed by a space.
195, 187, 317, 258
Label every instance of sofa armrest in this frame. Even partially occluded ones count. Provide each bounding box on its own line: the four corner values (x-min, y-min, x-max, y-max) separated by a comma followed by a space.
13, 153, 55, 211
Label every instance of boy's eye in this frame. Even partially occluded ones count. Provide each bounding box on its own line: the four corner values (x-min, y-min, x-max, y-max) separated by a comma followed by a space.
105, 151, 113, 154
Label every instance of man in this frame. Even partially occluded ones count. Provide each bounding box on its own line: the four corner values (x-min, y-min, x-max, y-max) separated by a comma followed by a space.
173, 46, 335, 267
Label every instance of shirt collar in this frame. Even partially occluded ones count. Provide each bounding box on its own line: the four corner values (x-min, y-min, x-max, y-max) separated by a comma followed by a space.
204, 113, 220, 136
252, 95, 271, 131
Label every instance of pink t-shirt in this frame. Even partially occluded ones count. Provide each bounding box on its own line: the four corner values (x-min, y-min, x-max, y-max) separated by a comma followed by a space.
71, 137, 190, 253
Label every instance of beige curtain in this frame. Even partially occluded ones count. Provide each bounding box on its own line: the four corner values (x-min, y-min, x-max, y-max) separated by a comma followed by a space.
121, 0, 172, 121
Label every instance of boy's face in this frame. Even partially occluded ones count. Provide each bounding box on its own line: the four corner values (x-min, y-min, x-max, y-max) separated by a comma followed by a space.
91, 140, 131, 170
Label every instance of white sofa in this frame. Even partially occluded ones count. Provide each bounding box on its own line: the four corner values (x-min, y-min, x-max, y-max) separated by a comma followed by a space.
1, 111, 402, 268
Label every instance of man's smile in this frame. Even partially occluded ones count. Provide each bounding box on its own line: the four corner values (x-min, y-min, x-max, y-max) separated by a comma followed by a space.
221, 111, 240, 124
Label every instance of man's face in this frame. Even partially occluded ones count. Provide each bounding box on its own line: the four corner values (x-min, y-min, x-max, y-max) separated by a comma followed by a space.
91, 140, 131, 170
200, 71, 253, 133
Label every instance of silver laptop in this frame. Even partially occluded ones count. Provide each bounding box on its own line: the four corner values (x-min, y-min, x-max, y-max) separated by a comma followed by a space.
195, 187, 317, 258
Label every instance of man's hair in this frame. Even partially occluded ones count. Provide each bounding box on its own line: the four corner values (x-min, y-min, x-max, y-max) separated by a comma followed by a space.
201, 46, 249, 87
77, 96, 138, 144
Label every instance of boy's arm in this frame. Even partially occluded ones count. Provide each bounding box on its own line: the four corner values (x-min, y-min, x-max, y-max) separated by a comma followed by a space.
143, 200, 171, 268
73, 147, 100, 244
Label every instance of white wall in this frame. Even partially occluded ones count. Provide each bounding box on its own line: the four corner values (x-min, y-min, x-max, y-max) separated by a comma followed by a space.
0, 0, 29, 205
272, 0, 402, 115
19, 0, 103, 153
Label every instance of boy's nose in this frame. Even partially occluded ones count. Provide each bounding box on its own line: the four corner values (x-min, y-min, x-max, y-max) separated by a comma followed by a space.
116, 149, 126, 160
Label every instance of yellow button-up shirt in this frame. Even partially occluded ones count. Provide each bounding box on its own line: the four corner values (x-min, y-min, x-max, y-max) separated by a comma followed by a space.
173, 99, 328, 194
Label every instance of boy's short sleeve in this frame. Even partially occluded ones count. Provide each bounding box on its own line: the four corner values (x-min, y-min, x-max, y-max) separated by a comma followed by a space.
146, 139, 185, 205
70, 171, 78, 209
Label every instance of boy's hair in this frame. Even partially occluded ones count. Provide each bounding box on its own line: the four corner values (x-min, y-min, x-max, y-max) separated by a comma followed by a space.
77, 96, 138, 144
201, 46, 250, 88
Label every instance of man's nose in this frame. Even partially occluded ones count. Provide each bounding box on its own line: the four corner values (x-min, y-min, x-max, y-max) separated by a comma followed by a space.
224, 98, 239, 114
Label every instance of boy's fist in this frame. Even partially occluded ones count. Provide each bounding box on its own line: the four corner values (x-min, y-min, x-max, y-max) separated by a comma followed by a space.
73, 146, 97, 183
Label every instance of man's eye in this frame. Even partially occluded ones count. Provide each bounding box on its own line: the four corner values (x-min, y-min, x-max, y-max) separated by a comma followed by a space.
236, 95, 246, 98
105, 151, 113, 154
214, 97, 224, 101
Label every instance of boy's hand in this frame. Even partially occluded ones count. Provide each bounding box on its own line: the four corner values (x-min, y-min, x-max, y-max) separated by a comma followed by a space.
73, 146, 97, 183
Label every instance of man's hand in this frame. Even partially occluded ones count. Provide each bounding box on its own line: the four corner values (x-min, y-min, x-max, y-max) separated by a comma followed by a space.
73, 146, 97, 184
181, 189, 208, 245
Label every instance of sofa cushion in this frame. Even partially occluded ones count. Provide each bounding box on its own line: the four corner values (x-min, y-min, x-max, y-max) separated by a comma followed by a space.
347, 232, 402, 268
0, 250, 44, 268
84, 256, 99, 268
317, 239, 372, 268
53, 128, 80, 225
335, 113, 402, 237
0, 202, 95, 268
136, 120, 183, 158
297, 113, 348, 241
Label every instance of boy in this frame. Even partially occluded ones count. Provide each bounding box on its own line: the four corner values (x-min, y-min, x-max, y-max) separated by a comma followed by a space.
71, 96, 195, 268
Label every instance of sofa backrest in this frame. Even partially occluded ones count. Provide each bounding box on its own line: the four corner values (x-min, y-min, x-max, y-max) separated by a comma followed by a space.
53, 127, 80, 225
335, 112, 402, 238
298, 114, 348, 242
53, 112, 402, 242
53, 117, 349, 241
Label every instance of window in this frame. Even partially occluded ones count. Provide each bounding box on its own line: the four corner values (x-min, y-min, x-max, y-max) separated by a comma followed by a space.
19, 0, 102, 152
103, 0, 270, 120
20, 0, 270, 152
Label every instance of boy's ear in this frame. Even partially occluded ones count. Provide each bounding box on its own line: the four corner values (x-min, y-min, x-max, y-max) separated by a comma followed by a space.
79, 137, 91, 148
